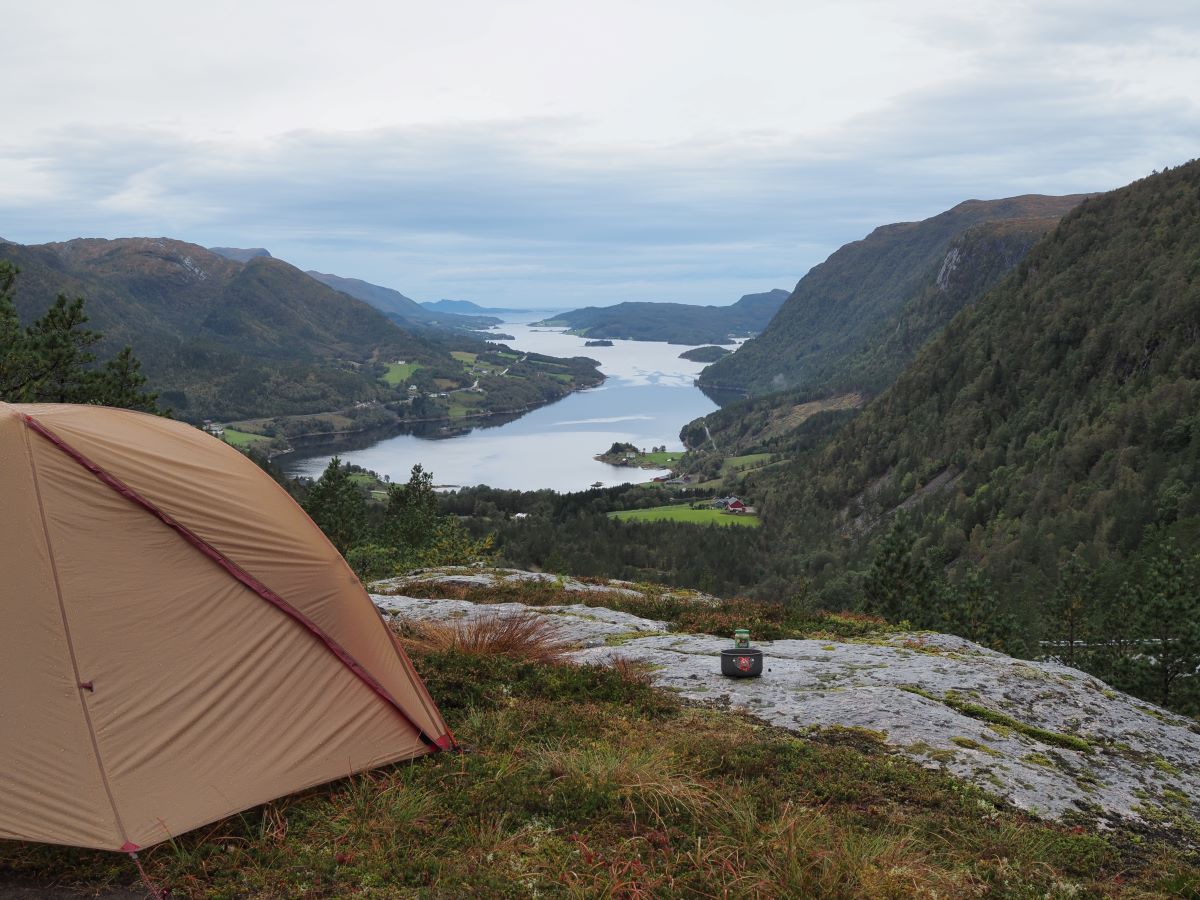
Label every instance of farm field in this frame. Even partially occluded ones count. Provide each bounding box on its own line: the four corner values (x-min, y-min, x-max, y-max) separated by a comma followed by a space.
720, 452, 772, 473
221, 428, 271, 448
609, 503, 760, 527
380, 362, 421, 386
643, 450, 685, 466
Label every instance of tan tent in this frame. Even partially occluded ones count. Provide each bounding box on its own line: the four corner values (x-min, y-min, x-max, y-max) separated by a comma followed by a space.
0, 402, 453, 853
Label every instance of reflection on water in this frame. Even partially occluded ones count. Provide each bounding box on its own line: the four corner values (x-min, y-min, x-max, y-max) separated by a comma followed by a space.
281, 318, 725, 492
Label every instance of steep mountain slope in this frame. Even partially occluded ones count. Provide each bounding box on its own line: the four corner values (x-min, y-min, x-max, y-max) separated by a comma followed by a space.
0, 238, 455, 420
753, 162, 1200, 635
699, 195, 1087, 397
536, 289, 789, 345
305, 270, 423, 319
306, 271, 500, 331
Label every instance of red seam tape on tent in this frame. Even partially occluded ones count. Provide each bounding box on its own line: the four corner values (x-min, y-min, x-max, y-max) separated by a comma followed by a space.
22, 414, 450, 751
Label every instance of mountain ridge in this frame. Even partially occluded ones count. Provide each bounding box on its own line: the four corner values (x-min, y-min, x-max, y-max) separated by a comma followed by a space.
536, 288, 789, 345
699, 194, 1089, 397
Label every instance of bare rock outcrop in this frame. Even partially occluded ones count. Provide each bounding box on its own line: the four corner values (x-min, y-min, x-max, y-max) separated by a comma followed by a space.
373, 569, 1200, 834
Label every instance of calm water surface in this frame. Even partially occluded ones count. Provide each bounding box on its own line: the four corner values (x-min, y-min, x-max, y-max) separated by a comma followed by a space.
281, 317, 724, 492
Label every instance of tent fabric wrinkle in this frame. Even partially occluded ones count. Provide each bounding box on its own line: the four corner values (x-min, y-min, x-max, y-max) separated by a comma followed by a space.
0, 401, 453, 852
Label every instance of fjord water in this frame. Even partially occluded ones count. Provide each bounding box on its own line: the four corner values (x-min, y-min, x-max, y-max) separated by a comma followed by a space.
281, 318, 722, 492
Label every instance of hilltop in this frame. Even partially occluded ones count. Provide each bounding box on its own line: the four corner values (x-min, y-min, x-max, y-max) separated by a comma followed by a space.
698, 195, 1086, 398
0, 238, 600, 423
210, 248, 503, 331
535, 289, 789, 345
209, 246, 273, 263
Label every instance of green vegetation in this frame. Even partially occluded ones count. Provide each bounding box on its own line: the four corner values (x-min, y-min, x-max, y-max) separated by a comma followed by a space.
946, 699, 1092, 753
5, 610, 1196, 897
301, 459, 494, 579
679, 344, 731, 362
534, 289, 788, 345
737, 162, 1200, 713
700, 196, 1084, 398
0, 239, 602, 424
0, 262, 158, 411
643, 450, 684, 466
220, 427, 271, 448
595, 443, 684, 469
721, 452, 772, 473
610, 503, 760, 528
379, 361, 420, 386
682, 392, 864, 461
391, 576, 896, 643
0, 239, 450, 421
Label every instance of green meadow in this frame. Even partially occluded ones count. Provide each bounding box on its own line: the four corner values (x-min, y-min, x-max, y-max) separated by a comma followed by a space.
609, 503, 760, 527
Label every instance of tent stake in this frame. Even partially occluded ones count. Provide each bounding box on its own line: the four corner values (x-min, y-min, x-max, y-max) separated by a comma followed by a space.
128, 851, 166, 899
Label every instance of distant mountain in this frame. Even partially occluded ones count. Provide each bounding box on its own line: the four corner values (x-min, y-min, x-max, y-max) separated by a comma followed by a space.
421, 299, 523, 315
535, 289, 789, 345
308, 273, 501, 329
209, 246, 273, 263
306, 270, 425, 319
699, 195, 1088, 398
0, 238, 460, 421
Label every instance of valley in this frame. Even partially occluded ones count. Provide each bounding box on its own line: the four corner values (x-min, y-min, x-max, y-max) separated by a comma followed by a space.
6, 8, 1200, 897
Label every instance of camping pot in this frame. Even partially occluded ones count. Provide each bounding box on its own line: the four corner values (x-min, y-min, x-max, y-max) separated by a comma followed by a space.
721, 628, 763, 678
720, 648, 764, 677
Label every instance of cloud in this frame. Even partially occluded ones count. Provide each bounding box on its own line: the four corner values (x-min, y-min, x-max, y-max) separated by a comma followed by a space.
2, 1, 1199, 307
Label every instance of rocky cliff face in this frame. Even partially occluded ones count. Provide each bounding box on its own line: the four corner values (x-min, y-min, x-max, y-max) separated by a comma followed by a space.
374, 568, 1200, 836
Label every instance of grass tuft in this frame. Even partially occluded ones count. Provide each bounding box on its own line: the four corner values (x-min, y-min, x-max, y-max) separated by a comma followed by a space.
395, 612, 571, 664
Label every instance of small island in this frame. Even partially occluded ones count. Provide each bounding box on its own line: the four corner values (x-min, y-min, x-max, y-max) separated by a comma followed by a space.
679, 345, 731, 362
585, 339, 614, 347
595, 441, 685, 469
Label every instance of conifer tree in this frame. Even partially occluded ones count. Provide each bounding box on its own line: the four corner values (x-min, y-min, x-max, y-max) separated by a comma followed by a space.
302, 457, 369, 554
0, 262, 157, 410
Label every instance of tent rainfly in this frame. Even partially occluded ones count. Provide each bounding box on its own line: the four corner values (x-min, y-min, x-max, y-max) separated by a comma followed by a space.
0, 402, 453, 855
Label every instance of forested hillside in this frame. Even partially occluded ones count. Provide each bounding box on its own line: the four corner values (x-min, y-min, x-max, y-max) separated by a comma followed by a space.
699, 195, 1086, 397
0, 237, 453, 420
746, 162, 1200, 710
535, 288, 789, 344
0, 238, 600, 423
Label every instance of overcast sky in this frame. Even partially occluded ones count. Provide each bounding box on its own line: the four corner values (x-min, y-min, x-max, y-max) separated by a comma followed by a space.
3, 0, 1198, 308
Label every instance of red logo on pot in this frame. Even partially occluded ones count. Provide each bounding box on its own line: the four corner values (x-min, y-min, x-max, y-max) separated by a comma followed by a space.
736, 655, 753, 672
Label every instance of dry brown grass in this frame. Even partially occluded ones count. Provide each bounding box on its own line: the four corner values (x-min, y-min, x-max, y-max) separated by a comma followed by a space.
394, 612, 572, 664
608, 655, 656, 688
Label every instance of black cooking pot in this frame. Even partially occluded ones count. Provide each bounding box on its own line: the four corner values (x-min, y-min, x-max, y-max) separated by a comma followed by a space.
720, 647, 763, 678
